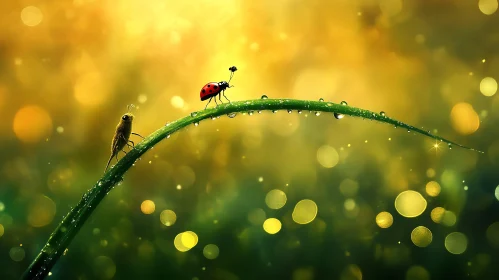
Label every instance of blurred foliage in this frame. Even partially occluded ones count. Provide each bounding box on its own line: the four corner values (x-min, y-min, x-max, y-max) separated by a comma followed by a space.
1, 0, 499, 279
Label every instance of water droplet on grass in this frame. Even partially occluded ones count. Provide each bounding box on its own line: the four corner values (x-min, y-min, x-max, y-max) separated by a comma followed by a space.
194, 122, 199, 126
340, 101, 348, 106
190, 112, 198, 117
287, 109, 292, 114
319, 98, 324, 102
334, 113, 344, 119
380, 111, 386, 117
227, 113, 237, 118
315, 111, 321, 116
261, 95, 268, 99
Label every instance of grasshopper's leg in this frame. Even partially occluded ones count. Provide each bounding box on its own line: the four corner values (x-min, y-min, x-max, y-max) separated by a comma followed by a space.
131, 133, 144, 139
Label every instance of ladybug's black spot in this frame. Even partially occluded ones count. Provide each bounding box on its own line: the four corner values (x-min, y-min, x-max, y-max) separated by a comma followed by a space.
207, 84, 211, 87
202, 89, 206, 93
214, 85, 218, 89
209, 89, 213, 93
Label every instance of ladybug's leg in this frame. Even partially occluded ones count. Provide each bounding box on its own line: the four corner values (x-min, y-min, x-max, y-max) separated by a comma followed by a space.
222, 91, 231, 103
214, 96, 219, 107
205, 97, 213, 109
218, 92, 223, 103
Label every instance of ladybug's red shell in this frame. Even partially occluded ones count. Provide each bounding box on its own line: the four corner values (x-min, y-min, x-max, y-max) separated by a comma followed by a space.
200, 82, 222, 101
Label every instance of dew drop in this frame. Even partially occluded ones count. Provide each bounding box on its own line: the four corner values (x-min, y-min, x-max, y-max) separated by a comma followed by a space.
249, 111, 254, 115
261, 95, 268, 99
380, 111, 386, 117
211, 116, 216, 120
407, 130, 411, 133
167, 135, 171, 139
287, 109, 292, 114
315, 111, 321, 116
319, 98, 324, 102
448, 144, 452, 149
340, 101, 348, 106
258, 110, 262, 114
334, 113, 344, 119
190, 112, 198, 117
194, 122, 199, 126
297, 110, 302, 114
227, 112, 237, 118
98, 181, 103, 186
272, 110, 277, 113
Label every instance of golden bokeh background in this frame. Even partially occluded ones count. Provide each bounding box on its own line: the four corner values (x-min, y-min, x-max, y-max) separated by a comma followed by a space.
1, 0, 499, 279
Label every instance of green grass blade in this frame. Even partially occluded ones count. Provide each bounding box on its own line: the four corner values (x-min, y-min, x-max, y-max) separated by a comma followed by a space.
21, 98, 482, 280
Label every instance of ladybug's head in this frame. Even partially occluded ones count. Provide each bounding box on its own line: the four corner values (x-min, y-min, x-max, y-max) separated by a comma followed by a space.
218, 81, 230, 90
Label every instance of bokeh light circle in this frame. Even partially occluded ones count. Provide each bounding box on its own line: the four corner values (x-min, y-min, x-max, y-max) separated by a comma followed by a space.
248, 208, 266, 226
203, 244, 220, 260
160, 210, 176, 226
340, 264, 362, 280
27, 195, 57, 227
430, 207, 445, 223
394, 191, 427, 218
406, 265, 430, 280
486, 222, 499, 247
9, 247, 25, 262
450, 102, 480, 135
174, 231, 198, 252
13, 105, 53, 143
480, 77, 498, 96
265, 189, 287, 209
411, 226, 433, 247
21, 6, 43, 27
316, 145, 339, 168
292, 199, 318, 224
479, 0, 499, 15
263, 218, 282, 234
425, 181, 441, 197
445, 232, 468, 254
441, 210, 457, 227
375, 212, 393, 228
93, 256, 116, 279
140, 200, 155, 214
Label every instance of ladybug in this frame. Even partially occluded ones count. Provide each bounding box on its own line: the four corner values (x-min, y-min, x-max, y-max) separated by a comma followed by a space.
201, 66, 238, 109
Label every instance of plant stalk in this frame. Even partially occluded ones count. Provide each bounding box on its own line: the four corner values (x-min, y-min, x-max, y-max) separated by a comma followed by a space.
21, 98, 481, 280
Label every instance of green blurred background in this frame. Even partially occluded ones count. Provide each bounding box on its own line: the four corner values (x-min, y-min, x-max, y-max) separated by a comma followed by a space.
1, 0, 499, 279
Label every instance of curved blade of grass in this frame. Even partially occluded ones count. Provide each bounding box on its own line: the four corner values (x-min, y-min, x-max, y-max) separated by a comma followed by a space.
21, 98, 482, 279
